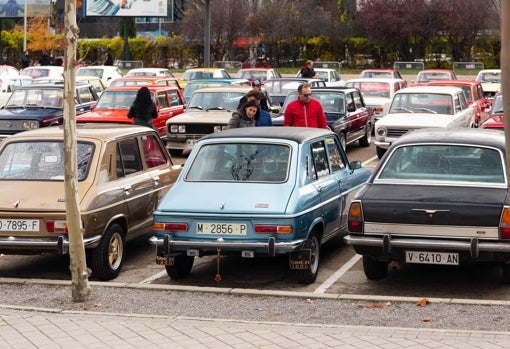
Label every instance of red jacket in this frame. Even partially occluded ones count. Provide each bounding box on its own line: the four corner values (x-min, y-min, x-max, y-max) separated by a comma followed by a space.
283, 98, 328, 129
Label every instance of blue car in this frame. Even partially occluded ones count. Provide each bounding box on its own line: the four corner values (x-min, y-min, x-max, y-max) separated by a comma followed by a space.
150, 127, 371, 284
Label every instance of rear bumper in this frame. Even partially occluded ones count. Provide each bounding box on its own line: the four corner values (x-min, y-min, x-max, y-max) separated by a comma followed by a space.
0, 235, 103, 254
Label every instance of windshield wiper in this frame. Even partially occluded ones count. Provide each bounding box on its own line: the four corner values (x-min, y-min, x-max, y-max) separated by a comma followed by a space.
414, 107, 437, 114
392, 107, 413, 113
188, 105, 203, 110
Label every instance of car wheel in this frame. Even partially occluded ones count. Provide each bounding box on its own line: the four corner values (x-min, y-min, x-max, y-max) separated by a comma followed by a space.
296, 232, 320, 284
376, 146, 386, 159
169, 149, 183, 157
338, 133, 347, 150
88, 223, 125, 281
359, 124, 372, 147
362, 255, 388, 280
165, 254, 194, 279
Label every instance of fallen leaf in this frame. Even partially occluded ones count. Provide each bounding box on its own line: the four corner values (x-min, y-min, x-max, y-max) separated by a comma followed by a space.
306, 298, 314, 304
385, 301, 392, 306
95, 302, 103, 307
416, 298, 429, 307
367, 303, 383, 309
423, 317, 432, 322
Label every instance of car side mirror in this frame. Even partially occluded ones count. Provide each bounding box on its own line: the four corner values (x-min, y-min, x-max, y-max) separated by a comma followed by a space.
90, 104, 96, 111
350, 160, 362, 170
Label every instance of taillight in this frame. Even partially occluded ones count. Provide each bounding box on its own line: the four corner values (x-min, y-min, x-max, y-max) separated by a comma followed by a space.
500, 206, 510, 239
154, 222, 188, 231
348, 202, 363, 233
46, 220, 68, 233
254, 225, 292, 234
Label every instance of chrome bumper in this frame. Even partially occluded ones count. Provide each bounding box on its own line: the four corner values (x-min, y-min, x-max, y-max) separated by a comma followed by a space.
373, 140, 391, 149
0, 235, 103, 254
149, 234, 306, 256
344, 234, 510, 258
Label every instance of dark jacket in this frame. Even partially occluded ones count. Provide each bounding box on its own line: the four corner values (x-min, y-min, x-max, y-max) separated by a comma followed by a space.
127, 104, 158, 128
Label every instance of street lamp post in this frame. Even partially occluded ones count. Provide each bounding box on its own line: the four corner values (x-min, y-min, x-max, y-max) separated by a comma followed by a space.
23, 0, 27, 52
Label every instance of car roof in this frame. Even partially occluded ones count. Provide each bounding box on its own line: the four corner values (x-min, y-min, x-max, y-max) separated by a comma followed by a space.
190, 86, 252, 93
186, 78, 249, 84
346, 78, 406, 83
203, 126, 335, 144
392, 128, 505, 152
103, 85, 180, 92
417, 69, 454, 73
3, 123, 157, 141
14, 81, 91, 89
362, 68, 398, 72
309, 86, 358, 93
266, 77, 323, 82
426, 79, 480, 87
395, 86, 462, 94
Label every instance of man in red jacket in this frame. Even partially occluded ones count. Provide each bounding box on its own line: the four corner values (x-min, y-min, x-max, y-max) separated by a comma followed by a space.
283, 83, 327, 129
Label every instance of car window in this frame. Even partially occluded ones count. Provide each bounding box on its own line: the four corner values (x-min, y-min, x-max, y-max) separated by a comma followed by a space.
185, 143, 290, 182
77, 86, 95, 103
169, 90, 182, 106
142, 135, 166, 168
324, 137, 345, 172
310, 141, 330, 180
116, 138, 142, 177
0, 141, 93, 181
377, 145, 505, 184
157, 92, 169, 108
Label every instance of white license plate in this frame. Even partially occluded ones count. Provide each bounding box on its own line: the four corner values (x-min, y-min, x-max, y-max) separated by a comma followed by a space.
0, 219, 40, 232
405, 251, 459, 265
196, 222, 247, 235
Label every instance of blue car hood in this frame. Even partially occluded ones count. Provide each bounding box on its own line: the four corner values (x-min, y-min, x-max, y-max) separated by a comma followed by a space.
0, 107, 61, 119
157, 181, 294, 215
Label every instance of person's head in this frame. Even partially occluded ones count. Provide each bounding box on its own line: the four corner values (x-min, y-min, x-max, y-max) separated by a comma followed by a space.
241, 99, 260, 120
297, 83, 312, 103
252, 79, 262, 90
305, 60, 314, 68
135, 86, 152, 105
245, 89, 262, 104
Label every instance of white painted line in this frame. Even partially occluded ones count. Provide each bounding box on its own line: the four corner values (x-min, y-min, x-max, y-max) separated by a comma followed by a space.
140, 270, 167, 284
362, 155, 378, 167
313, 254, 361, 294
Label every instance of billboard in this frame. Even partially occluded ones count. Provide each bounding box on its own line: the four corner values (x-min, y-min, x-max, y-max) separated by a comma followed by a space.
85, 0, 167, 17
0, 0, 51, 18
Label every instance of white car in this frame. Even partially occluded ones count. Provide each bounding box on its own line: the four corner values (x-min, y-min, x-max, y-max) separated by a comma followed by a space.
21, 66, 63, 79
475, 69, 501, 100
125, 68, 175, 78
0, 75, 33, 107
296, 68, 344, 86
344, 78, 407, 123
374, 86, 474, 158
76, 65, 123, 87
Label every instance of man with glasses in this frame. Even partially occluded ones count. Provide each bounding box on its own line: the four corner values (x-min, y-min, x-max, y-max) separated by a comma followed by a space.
283, 83, 327, 128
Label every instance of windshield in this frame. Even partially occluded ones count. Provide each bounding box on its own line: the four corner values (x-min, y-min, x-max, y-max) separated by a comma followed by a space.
187, 91, 245, 111
492, 95, 503, 114
181, 71, 214, 81
186, 143, 290, 182
6, 88, 64, 108
264, 80, 301, 96
77, 68, 103, 78
347, 82, 390, 98
389, 93, 453, 114
95, 90, 146, 109
477, 71, 501, 83
0, 141, 93, 181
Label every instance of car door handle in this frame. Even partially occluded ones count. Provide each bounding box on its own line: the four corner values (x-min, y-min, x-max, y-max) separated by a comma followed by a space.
153, 176, 160, 186
316, 185, 324, 192
121, 184, 132, 192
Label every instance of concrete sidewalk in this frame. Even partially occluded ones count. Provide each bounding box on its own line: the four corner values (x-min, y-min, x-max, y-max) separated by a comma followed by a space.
1, 305, 509, 349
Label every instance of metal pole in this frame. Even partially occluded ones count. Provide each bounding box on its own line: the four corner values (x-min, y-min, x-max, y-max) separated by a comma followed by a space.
204, 0, 210, 67
23, 0, 27, 52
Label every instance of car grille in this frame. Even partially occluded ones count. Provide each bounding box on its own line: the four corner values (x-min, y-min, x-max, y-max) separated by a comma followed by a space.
167, 123, 225, 135
386, 128, 409, 137
0, 120, 24, 132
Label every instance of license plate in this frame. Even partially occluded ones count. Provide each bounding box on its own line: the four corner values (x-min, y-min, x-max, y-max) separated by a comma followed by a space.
405, 251, 459, 265
196, 222, 247, 235
0, 219, 39, 232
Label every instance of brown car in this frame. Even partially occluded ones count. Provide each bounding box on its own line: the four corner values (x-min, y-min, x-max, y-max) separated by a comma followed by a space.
0, 124, 181, 280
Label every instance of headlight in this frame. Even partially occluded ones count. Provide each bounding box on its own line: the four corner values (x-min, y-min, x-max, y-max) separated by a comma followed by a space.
170, 125, 185, 133
22, 121, 39, 130
376, 127, 387, 138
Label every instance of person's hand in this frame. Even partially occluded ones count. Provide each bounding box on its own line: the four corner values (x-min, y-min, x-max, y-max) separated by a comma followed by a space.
118, 0, 128, 8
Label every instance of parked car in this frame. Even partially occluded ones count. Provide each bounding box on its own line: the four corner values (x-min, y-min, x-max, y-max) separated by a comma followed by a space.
410, 69, 457, 86
183, 78, 251, 104
125, 68, 175, 78
150, 127, 371, 284
475, 69, 501, 100
296, 68, 345, 86
165, 86, 252, 156
76, 65, 123, 87
0, 124, 181, 280
76, 85, 185, 141
20, 66, 63, 79
178, 68, 231, 89
263, 78, 327, 106
0, 65, 19, 77
0, 75, 33, 107
109, 76, 182, 90
34, 75, 106, 97
481, 92, 503, 130
234, 68, 282, 85
344, 78, 407, 124
359, 68, 404, 81
374, 86, 474, 158
344, 128, 510, 282
274, 87, 373, 149
0, 82, 98, 140
427, 79, 491, 127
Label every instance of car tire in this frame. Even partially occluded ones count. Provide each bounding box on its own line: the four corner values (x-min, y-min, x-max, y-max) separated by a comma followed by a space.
88, 223, 125, 281
166, 254, 194, 279
376, 146, 386, 159
169, 149, 183, 157
296, 232, 320, 284
362, 255, 388, 280
359, 124, 372, 147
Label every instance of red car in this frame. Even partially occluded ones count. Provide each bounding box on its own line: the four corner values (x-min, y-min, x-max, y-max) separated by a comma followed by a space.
109, 76, 182, 90
427, 80, 491, 127
481, 92, 503, 130
411, 69, 457, 86
77, 85, 185, 141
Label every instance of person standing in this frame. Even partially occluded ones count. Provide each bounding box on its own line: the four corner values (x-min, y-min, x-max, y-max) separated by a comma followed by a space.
20, 51, 30, 69
300, 60, 318, 78
127, 86, 158, 129
238, 80, 270, 112
236, 90, 272, 126
227, 99, 260, 129
104, 52, 114, 66
283, 83, 327, 129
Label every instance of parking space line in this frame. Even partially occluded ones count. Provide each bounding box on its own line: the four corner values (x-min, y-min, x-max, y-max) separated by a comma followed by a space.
140, 270, 167, 284
313, 254, 361, 294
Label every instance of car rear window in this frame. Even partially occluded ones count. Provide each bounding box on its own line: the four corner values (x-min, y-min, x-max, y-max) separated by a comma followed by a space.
185, 143, 290, 183
0, 141, 94, 181
377, 145, 505, 184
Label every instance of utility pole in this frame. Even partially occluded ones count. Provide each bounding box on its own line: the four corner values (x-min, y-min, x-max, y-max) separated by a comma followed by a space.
204, 0, 210, 67
63, 0, 91, 302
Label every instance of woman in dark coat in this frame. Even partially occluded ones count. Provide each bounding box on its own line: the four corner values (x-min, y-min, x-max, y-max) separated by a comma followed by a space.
127, 87, 158, 129
227, 99, 260, 129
